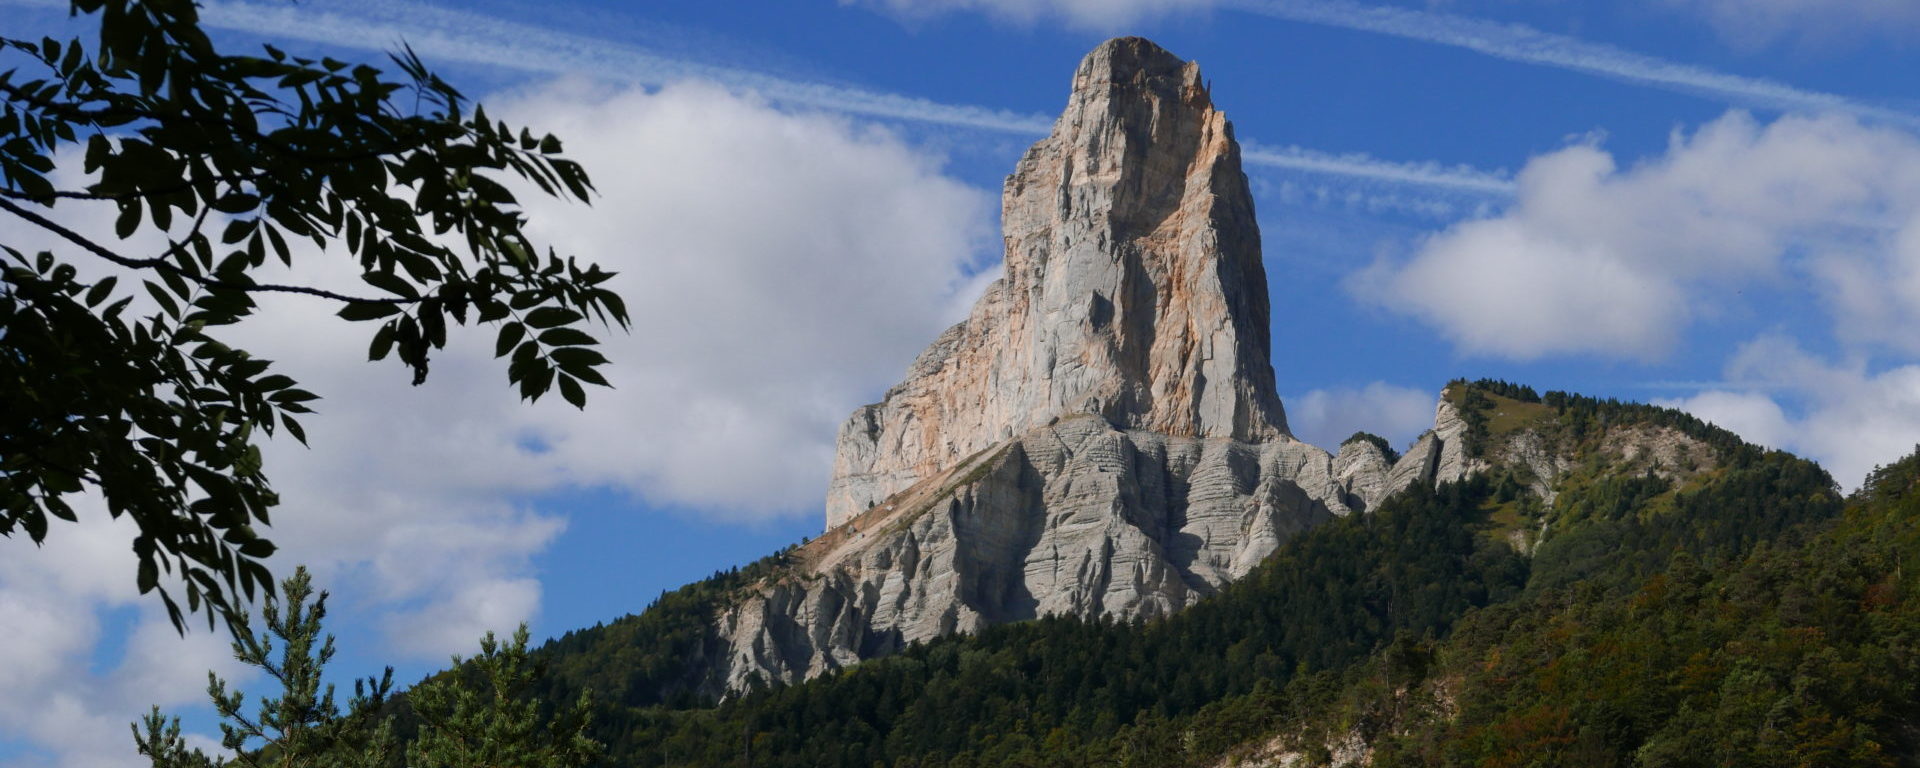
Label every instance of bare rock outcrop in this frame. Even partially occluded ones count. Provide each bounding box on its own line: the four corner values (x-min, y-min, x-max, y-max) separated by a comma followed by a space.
690, 38, 1473, 696
717, 415, 1363, 691
825, 37, 1288, 529
1332, 437, 1395, 513
1387, 398, 1483, 495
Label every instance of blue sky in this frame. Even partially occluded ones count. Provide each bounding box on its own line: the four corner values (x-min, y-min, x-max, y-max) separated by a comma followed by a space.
6, 1, 1920, 765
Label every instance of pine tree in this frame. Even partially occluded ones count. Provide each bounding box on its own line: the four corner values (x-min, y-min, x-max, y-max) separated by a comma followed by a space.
133, 567, 600, 768
408, 624, 601, 768
132, 566, 396, 768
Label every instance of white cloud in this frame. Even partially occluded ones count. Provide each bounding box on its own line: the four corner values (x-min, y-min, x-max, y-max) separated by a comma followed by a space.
848, 0, 1216, 28
1655, 0, 1920, 50
1809, 216, 1920, 355
1360, 111, 1920, 360
1658, 337, 1920, 490
1, 78, 995, 766
0, 512, 254, 768
137, 79, 993, 665
1285, 382, 1436, 454
486, 79, 994, 512
1653, 389, 1794, 451
385, 577, 545, 659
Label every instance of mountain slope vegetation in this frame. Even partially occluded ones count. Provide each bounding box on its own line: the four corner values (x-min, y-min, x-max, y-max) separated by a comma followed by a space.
1235, 442, 1920, 767
506, 381, 1892, 767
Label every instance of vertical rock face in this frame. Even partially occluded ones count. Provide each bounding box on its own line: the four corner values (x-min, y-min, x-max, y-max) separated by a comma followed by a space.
693, 38, 1474, 697
826, 37, 1289, 530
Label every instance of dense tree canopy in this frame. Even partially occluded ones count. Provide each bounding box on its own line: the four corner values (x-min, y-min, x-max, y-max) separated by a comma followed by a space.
1, 0, 627, 630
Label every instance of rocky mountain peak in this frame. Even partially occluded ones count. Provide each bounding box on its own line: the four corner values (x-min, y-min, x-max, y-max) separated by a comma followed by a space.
825, 37, 1289, 529
689, 39, 1485, 695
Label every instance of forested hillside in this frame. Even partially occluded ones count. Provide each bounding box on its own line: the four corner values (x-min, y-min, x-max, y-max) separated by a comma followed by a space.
504, 381, 1892, 767
1226, 443, 1920, 767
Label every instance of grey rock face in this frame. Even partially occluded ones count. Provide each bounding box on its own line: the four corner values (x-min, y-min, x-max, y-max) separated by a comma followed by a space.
715, 416, 1362, 691
712, 409, 1470, 693
695, 38, 1476, 696
1331, 438, 1394, 513
1383, 398, 1480, 495
825, 37, 1288, 530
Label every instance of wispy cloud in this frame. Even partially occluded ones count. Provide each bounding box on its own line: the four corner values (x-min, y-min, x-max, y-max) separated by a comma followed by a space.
1224, 0, 1916, 127
1243, 143, 1514, 196
188, 0, 1057, 134
2, 0, 1514, 198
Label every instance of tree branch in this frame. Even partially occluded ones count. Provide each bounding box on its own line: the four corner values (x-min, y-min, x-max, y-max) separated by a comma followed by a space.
0, 173, 269, 202
0, 196, 415, 304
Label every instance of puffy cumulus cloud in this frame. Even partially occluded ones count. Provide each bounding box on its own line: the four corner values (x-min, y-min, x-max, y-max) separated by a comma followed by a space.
1284, 382, 1436, 454
385, 577, 545, 658
1653, 389, 1794, 451
1359, 111, 1920, 360
1810, 217, 1920, 355
202, 77, 991, 633
1658, 337, 1920, 490
1655, 0, 1920, 49
1, 79, 993, 765
846, 0, 1215, 28
0, 511, 255, 768
486, 79, 993, 513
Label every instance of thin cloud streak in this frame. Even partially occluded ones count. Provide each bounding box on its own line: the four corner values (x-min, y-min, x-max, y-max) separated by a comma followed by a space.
1225, 0, 1916, 127
0, 0, 1517, 198
1242, 143, 1514, 195
191, 0, 1058, 134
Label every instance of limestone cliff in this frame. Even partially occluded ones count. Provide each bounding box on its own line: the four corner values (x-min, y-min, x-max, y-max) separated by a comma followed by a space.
826, 37, 1289, 530
689, 38, 1480, 695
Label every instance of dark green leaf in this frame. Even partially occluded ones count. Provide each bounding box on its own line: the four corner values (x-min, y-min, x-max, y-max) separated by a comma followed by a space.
337, 302, 400, 321
361, 270, 420, 299
557, 373, 586, 409
238, 538, 276, 558
252, 374, 296, 392
85, 275, 118, 307
137, 556, 158, 594
144, 280, 181, 318
369, 324, 396, 360
524, 306, 582, 329
211, 192, 261, 214
537, 327, 598, 347
495, 321, 524, 357
115, 202, 141, 239
282, 414, 308, 445
549, 347, 607, 368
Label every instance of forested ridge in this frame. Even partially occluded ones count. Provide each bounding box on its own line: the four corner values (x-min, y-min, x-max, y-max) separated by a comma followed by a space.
488, 381, 1904, 767
1249, 445, 1920, 767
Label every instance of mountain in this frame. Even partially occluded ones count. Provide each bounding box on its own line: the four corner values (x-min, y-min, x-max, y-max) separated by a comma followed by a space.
511, 36, 1920, 768
824, 35, 1292, 530
535, 381, 1883, 767
532, 34, 1474, 709
680, 36, 1481, 696
707, 36, 1533, 693
1219, 440, 1920, 768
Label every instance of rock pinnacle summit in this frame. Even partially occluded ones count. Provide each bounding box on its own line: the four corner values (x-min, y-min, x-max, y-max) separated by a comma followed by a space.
694, 38, 1473, 696
827, 37, 1291, 530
